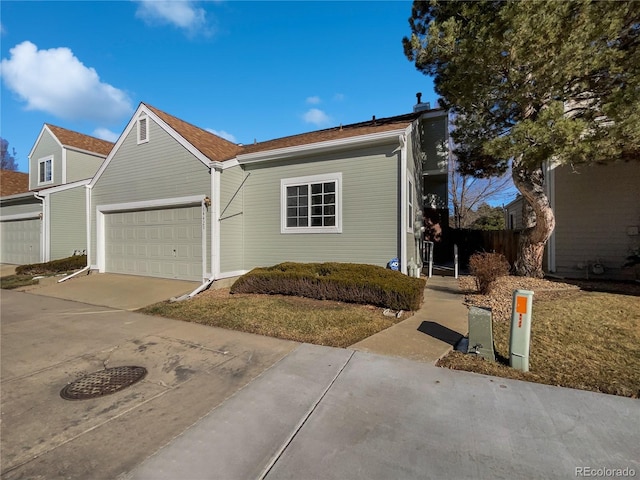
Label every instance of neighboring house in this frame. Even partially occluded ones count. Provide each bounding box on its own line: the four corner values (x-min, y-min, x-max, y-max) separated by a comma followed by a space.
503, 161, 640, 279
87, 101, 448, 282
0, 170, 42, 265
0, 125, 114, 264
550, 161, 640, 280
504, 195, 524, 231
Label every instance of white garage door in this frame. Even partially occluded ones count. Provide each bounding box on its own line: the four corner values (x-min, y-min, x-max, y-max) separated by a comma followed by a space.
0, 217, 42, 265
105, 206, 203, 281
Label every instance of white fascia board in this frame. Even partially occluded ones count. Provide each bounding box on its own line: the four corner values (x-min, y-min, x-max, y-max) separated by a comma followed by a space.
219, 158, 239, 170
27, 125, 63, 160
143, 107, 212, 168
63, 145, 109, 158
89, 105, 142, 187
97, 195, 205, 213
90, 104, 211, 187
0, 211, 42, 221
38, 179, 91, 196
237, 129, 407, 165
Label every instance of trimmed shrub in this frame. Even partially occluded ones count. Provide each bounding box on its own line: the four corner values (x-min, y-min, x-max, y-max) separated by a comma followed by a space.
468, 252, 510, 294
231, 262, 426, 311
15, 254, 87, 276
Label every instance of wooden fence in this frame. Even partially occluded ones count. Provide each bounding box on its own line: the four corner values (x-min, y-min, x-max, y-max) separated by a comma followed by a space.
440, 229, 521, 268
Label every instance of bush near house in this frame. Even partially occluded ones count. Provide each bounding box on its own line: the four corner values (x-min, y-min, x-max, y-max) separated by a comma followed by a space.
231, 262, 426, 311
15, 254, 87, 276
468, 252, 510, 294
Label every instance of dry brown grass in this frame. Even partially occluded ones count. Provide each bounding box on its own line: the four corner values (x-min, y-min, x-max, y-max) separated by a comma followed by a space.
438, 275, 640, 398
139, 288, 405, 348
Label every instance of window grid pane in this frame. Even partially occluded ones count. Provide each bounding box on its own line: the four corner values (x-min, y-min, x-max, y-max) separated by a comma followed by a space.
286, 181, 336, 229
286, 185, 309, 227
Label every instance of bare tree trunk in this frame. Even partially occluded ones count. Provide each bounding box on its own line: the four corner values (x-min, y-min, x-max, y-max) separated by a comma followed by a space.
512, 158, 555, 277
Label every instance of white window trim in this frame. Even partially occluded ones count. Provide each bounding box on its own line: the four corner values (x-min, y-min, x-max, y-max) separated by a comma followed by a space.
280, 172, 342, 234
407, 176, 414, 233
137, 114, 149, 145
38, 155, 54, 185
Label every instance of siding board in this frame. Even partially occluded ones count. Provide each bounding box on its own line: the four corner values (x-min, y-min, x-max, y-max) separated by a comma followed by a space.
553, 162, 640, 279
242, 145, 399, 270
49, 186, 86, 260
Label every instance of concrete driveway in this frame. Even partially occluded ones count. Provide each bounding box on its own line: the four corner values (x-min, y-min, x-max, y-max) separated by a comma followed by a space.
14, 272, 201, 310
2, 289, 639, 479
0, 290, 297, 479
0, 263, 17, 277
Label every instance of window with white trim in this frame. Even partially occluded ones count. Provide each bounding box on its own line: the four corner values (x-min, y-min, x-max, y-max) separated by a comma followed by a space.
38, 156, 53, 184
281, 173, 342, 233
137, 114, 149, 144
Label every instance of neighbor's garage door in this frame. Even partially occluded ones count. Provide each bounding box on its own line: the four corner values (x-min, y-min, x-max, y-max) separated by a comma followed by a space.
0, 217, 41, 265
105, 206, 203, 281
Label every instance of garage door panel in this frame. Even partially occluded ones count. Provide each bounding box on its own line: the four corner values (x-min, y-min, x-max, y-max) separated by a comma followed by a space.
0, 218, 41, 265
105, 205, 202, 281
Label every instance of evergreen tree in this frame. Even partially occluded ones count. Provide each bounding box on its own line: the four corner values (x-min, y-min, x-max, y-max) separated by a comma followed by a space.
404, 0, 640, 277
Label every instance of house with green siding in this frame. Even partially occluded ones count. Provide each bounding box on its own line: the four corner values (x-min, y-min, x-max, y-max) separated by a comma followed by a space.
0, 125, 113, 264
87, 101, 449, 282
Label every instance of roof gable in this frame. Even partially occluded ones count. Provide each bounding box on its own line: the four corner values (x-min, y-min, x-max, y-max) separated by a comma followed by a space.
45, 124, 114, 157
0, 169, 29, 196
145, 104, 242, 161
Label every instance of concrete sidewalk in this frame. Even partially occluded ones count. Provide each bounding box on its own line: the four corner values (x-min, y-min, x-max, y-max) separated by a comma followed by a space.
351, 275, 468, 363
128, 343, 640, 480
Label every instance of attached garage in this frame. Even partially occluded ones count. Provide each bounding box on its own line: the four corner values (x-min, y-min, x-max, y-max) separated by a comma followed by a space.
101, 204, 204, 281
0, 213, 42, 265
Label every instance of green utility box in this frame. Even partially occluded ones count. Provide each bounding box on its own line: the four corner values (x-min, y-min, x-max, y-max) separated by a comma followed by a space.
509, 289, 534, 372
468, 306, 495, 361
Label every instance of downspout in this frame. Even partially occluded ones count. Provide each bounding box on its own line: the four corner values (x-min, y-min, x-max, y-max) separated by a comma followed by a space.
33, 192, 48, 263
399, 133, 408, 275
201, 196, 208, 282
85, 184, 92, 269
212, 163, 222, 279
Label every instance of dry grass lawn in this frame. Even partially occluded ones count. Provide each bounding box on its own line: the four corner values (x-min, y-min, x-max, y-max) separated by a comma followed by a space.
438, 276, 640, 398
139, 288, 405, 348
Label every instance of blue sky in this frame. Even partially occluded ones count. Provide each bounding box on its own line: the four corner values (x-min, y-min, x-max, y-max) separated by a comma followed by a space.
0, 0, 438, 173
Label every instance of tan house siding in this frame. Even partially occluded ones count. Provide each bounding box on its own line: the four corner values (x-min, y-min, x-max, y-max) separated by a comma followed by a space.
553, 161, 640, 279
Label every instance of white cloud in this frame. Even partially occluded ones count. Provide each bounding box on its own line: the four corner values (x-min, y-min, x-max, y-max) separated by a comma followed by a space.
303, 108, 331, 126
333, 93, 345, 102
206, 128, 237, 143
306, 96, 321, 105
135, 0, 208, 34
0, 41, 133, 123
93, 127, 120, 143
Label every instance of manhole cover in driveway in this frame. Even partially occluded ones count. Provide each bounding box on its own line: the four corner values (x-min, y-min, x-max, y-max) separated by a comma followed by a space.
60, 366, 147, 400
